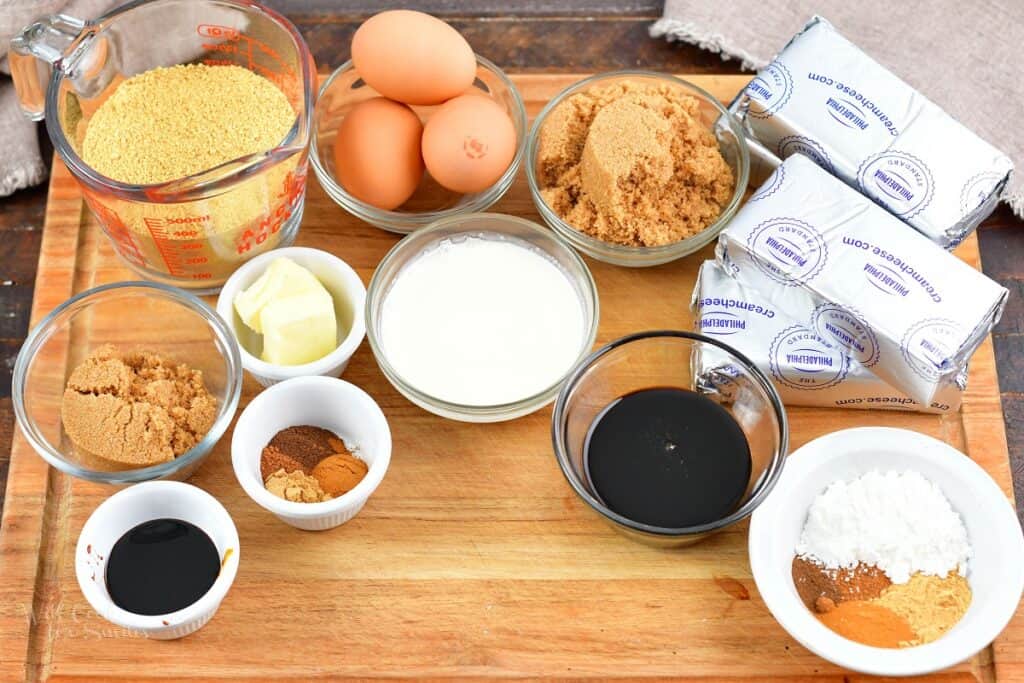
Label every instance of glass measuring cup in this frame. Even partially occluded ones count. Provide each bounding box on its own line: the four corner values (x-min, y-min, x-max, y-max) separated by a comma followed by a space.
9, 0, 316, 292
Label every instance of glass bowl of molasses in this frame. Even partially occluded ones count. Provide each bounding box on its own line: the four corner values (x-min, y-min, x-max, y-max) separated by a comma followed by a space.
551, 330, 788, 547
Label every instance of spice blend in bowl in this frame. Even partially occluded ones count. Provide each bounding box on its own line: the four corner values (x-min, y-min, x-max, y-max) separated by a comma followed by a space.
260, 425, 368, 502
231, 376, 391, 531
793, 470, 972, 648
748, 428, 1024, 677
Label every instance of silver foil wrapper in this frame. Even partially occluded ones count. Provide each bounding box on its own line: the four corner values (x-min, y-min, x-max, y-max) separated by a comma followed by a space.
692, 260, 962, 413
715, 154, 1006, 407
732, 16, 1013, 249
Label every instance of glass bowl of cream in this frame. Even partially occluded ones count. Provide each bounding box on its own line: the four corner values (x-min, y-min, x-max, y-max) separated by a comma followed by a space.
366, 213, 599, 422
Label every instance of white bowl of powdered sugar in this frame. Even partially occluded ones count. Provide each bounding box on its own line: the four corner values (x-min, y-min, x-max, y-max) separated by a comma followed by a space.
365, 213, 598, 422
749, 427, 1024, 676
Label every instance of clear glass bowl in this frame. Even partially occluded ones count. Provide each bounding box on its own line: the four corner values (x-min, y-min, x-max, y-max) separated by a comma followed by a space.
366, 213, 599, 422
311, 56, 528, 234
552, 331, 788, 547
526, 71, 750, 267
12, 282, 243, 484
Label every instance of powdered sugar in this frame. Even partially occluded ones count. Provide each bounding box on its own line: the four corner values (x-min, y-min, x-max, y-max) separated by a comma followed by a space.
796, 470, 971, 584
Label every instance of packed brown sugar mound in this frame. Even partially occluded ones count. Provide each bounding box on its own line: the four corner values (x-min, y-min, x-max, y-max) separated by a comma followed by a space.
537, 80, 734, 247
61, 345, 217, 467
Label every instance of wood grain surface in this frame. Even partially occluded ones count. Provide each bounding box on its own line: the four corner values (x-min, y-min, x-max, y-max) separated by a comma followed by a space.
0, 73, 1019, 682
2, 3, 1023, 535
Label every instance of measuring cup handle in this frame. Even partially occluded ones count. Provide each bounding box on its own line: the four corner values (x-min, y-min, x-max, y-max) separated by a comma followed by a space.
8, 14, 87, 121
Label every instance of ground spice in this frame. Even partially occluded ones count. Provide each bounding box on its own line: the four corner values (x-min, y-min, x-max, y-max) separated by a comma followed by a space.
816, 600, 918, 649
537, 80, 733, 247
82, 64, 295, 185
875, 572, 972, 644
312, 451, 368, 497
61, 345, 217, 466
264, 469, 332, 503
260, 426, 367, 501
792, 558, 892, 613
259, 425, 335, 480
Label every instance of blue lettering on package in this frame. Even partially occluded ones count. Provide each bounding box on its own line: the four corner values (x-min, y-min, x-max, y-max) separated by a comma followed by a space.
857, 151, 934, 219
900, 318, 962, 381
749, 166, 786, 203
863, 262, 911, 297
805, 73, 900, 136
747, 217, 828, 286
811, 304, 880, 368
698, 311, 746, 336
746, 62, 793, 119
777, 136, 834, 174
840, 236, 943, 303
769, 325, 849, 390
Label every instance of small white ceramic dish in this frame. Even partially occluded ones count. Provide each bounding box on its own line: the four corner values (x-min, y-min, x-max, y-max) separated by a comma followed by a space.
215, 246, 367, 387
75, 481, 240, 640
749, 427, 1024, 676
231, 375, 391, 531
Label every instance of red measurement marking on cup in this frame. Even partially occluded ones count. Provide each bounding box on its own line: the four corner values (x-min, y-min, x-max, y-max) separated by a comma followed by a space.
141, 217, 214, 280
81, 189, 146, 268
196, 24, 300, 104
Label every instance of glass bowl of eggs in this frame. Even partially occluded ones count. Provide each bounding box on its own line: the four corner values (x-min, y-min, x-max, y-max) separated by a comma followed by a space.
312, 55, 527, 234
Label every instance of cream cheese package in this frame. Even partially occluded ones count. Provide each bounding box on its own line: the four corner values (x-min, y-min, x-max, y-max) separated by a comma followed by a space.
715, 154, 1006, 406
692, 260, 962, 413
734, 16, 1013, 249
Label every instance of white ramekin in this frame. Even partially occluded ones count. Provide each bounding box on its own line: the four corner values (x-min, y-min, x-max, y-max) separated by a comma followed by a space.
75, 481, 240, 640
231, 375, 391, 530
215, 246, 367, 387
749, 427, 1024, 676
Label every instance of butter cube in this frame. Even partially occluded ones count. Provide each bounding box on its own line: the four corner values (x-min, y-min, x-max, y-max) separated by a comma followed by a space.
234, 258, 324, 334
234, 257, 339, 365
259, 288, 338, 365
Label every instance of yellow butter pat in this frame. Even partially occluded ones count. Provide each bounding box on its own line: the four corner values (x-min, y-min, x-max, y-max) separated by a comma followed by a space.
234, 257, 338, 365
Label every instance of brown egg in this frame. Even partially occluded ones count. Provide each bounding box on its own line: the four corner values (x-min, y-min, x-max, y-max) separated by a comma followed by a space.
333, 97, 424, 211
421, 95, 517, 194
351, 10, 476, 106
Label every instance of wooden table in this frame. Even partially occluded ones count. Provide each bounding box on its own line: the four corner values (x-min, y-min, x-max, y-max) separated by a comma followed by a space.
2, 3, 1023, 553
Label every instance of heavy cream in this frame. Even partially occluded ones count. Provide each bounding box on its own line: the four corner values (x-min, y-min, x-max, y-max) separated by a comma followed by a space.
379, 234, 586, 406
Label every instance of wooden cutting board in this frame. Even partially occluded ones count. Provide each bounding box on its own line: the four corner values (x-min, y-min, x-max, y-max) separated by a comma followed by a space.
1, 74, 1020, 682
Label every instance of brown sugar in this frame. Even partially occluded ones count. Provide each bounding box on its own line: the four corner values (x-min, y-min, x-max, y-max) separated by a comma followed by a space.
61, 345, 217, 467
537, 80, 734, 247
792, 557, 892, 611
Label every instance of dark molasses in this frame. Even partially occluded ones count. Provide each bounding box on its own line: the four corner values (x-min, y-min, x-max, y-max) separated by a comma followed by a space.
105, 518, 220, 616
584, 387, 752, 528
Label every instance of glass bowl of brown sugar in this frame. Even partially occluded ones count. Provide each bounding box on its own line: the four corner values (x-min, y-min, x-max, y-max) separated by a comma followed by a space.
12, 282, 243, 484
526, 71, 750, 267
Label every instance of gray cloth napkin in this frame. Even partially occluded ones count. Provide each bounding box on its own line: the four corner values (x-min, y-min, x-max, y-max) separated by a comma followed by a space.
0, 0, 113, 196
651, 0, 1024, 219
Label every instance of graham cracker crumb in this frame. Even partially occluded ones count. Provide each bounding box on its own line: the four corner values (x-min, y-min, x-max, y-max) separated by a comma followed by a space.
537, 80, 734, 247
